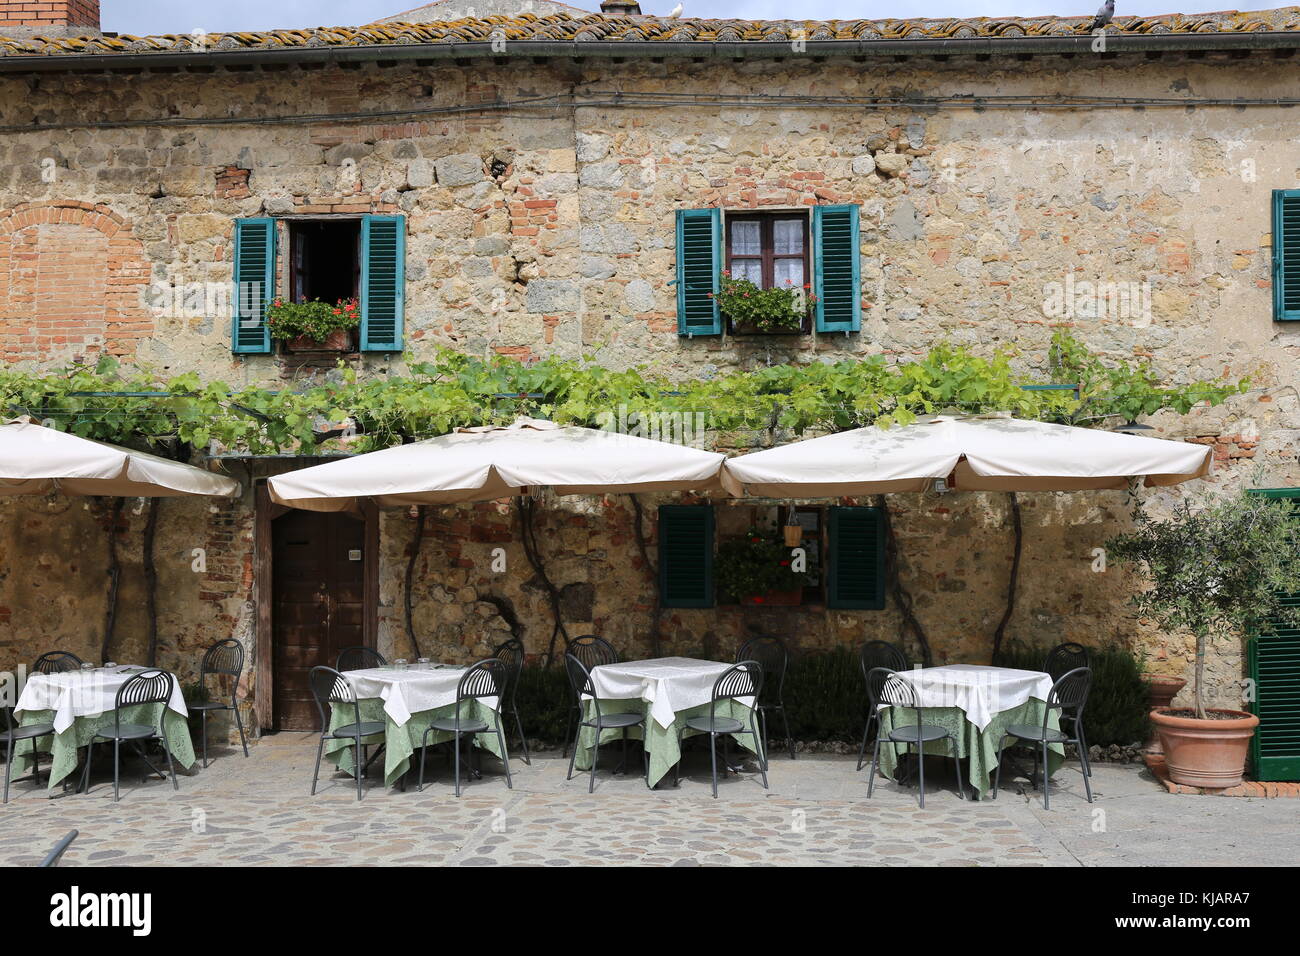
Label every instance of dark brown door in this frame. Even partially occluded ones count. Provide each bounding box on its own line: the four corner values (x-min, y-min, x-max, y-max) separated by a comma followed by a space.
272, 510, 367, 730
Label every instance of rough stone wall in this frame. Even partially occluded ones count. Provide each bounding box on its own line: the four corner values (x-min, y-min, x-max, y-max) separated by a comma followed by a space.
1, 51, 1298, 724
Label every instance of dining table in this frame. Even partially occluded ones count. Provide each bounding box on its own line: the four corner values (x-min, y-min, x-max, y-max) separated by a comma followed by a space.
323, 664, 507, 788
875, 663, 1065, 798
572, 656, 759, 788
12, 665, 196, 789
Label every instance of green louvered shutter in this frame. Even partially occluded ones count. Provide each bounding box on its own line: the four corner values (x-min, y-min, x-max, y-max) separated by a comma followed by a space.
361, 215, 406, 352
1247, 488, 1300, 780
1273, 191, 1300, 321
231, 218, 275, 354
658, 505, 714, 608
813, 204, 861, 333
675, 208, 722, 337
827, 505, 885, 610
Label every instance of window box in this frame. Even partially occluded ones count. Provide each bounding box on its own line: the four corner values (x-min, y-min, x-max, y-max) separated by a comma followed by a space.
283, 329, 355, 353
740, 588, 804, 607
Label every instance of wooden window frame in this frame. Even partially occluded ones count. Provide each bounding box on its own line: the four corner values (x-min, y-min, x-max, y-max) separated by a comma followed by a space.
724, 211, 811, 335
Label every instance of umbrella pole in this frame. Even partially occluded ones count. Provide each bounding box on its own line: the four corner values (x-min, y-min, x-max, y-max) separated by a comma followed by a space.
100, 498, 124, 664
991, 492, 1023, 662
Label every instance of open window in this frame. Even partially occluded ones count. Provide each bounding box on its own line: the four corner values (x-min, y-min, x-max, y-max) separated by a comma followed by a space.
290, 220, 360, 305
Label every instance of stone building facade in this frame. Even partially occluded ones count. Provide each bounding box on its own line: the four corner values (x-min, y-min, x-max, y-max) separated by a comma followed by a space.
1, 1, 1299, 734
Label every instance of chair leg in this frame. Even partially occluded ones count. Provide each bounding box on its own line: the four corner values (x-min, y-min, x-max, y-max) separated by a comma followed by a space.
233, 698, 249, 758
1042, 740, 1051, 810
992, 734, 1008, 799
201, 710, 209, 769
642, 724, 650, 789
856, 715, 872, 772
950, 736, 965, 800
3, 740, 12, 804
1077, 722, 1092, 777
453, 733, 463, 798
589, 727, 601, 794
81, 741, 95, 796
494, 715, 513, 790
751, 711, 769, 790
758, 708, 768, 767
674, 727, 682, 788
1078, 731, 1093, 803
354, 742, 363, 800
161, 734, 178, 791
310, 736, 325, 795
917, 744, 926, 809
867, 735, 882, 799
707, 732, 720, 798
418, 732, 429, 792
112, 739, 121, 803
565, 720, 581, 781
513, 710, 531, 765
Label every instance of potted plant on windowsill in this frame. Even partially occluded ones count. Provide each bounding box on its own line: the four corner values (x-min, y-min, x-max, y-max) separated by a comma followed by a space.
266, 297, 360, 352
1107, 489, 1300, 787
712, 274, 815, 335
717, 528, 810, 606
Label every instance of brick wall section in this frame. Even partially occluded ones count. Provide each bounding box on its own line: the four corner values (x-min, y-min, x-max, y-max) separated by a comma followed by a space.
0, 201, 152, 363
214, 166, 251, 200
0, 0, 100, 28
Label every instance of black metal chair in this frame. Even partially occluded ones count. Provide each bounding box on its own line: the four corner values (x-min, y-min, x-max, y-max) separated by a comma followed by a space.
994, 666, 1093, 809
492, 637, 530, 765
38, 830, 77, 867
865, 667, 965, 808
78, 670, 179, 802
336, 646, 386, 672
561, 635, 618, 758
32, 651, 83, 674
680, 660, 769, 798
2, 706, 55, 804
308, 666, 385, 801
417, 658, 513, 797
736, 635, 793, 765
188, 638, 249, 768
855, 641, 909, 771
564, 653, 647, 793
1043, 642, 1091, 776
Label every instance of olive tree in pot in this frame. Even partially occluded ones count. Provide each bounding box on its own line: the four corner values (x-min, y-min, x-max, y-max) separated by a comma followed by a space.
1107, 489, 1300, 787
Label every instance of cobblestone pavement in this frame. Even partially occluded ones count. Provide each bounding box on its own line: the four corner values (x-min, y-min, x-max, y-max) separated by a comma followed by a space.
0, 733, 1294, 866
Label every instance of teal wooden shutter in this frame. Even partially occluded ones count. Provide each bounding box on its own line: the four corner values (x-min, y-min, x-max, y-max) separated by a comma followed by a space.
658, 505, 714, 608
827, 505, 885, 610
813, 204, 861, 333
675, 208, 722, 337
1247, 488, 1300, 780
361, 215, 406, 351
1273, 190, 1300, 321
231, 218, 275, 354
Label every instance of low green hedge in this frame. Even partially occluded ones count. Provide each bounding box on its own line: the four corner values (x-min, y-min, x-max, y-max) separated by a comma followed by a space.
515, 642, 1148, 749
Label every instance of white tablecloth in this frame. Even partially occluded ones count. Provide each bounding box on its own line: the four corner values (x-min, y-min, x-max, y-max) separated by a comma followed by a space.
892, 664, 1053, 730
588, 657, 751, 730
15, 666, 189, 734
342, 666, 498, 727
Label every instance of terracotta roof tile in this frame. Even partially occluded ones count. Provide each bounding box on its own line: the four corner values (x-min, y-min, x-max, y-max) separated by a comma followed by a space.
1, 9, 1298, 58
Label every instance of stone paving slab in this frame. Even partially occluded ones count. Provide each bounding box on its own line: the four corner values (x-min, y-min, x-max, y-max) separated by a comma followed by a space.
0, 733, 1294, 866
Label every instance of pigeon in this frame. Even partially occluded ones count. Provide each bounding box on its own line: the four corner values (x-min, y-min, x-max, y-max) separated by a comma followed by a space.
1089, 0, 1114, 31
668, 2, 683, 17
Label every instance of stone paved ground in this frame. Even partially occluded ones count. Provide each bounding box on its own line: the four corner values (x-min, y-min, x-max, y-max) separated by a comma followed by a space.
0, 734, 1295, 866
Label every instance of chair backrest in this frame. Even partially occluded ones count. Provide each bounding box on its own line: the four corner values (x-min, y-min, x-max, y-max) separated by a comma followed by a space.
563, 652, 596, 703
492, 637, 524, 702
736, 636, 787, 700
566, 635, 617, 671
859, 641, 907, 683
113, 670, 174, 736
1045, 667, 1092, 727
33, 651, 83, 674
865, 666, 920, 712
1044, 642, 1090, 682
336, 646, 386, 672
458, 658, 506, 702
713, 660, 764, 706
308, 666, 358, 733
201, 639, 244, 680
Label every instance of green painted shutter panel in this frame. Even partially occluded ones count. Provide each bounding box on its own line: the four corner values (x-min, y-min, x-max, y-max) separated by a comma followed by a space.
813, 204, 861, 333
361, 215, 406, 352
231, 218, 275, 354
658, 505, 714, 608
1274, 190, 1300, 321
827, 505, 885, 610
675, 208, 722, 336
1247, 488, 1300, 780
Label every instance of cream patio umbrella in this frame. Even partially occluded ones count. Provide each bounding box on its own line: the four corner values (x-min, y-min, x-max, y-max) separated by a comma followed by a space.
267, 418, 738, 511
0, 419, 240, 498
723, 414, 1213, 496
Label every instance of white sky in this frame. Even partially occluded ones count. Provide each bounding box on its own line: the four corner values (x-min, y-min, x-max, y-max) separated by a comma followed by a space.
101, 0, 1258, 36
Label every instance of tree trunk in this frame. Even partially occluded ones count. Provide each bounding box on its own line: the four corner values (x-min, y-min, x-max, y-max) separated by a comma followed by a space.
404, 505, 426, 659
991, 492, 1023, 662
1194, 631, 1208, 720
143, 498, 161, 667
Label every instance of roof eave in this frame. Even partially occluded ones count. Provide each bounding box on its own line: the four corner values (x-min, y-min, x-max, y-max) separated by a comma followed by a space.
3, 31, 1300, 72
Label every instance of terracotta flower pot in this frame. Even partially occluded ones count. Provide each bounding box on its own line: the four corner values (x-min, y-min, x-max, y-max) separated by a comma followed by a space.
1141, 675, 1187, 754
285, 329, 354, 352
1150, 708, 1258, 788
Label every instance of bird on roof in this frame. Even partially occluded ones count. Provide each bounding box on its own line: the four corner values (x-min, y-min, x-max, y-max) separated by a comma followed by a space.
668, 3, 684, 17
1090, 0, 1115, 31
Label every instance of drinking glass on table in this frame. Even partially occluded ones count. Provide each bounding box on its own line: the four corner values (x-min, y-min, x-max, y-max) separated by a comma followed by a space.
103, 661, 117, 670
417, 658, 431, 670
395, 659, 409, 671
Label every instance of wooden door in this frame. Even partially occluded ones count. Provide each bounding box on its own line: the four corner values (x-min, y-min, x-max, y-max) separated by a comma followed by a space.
271, 510, 367, 730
